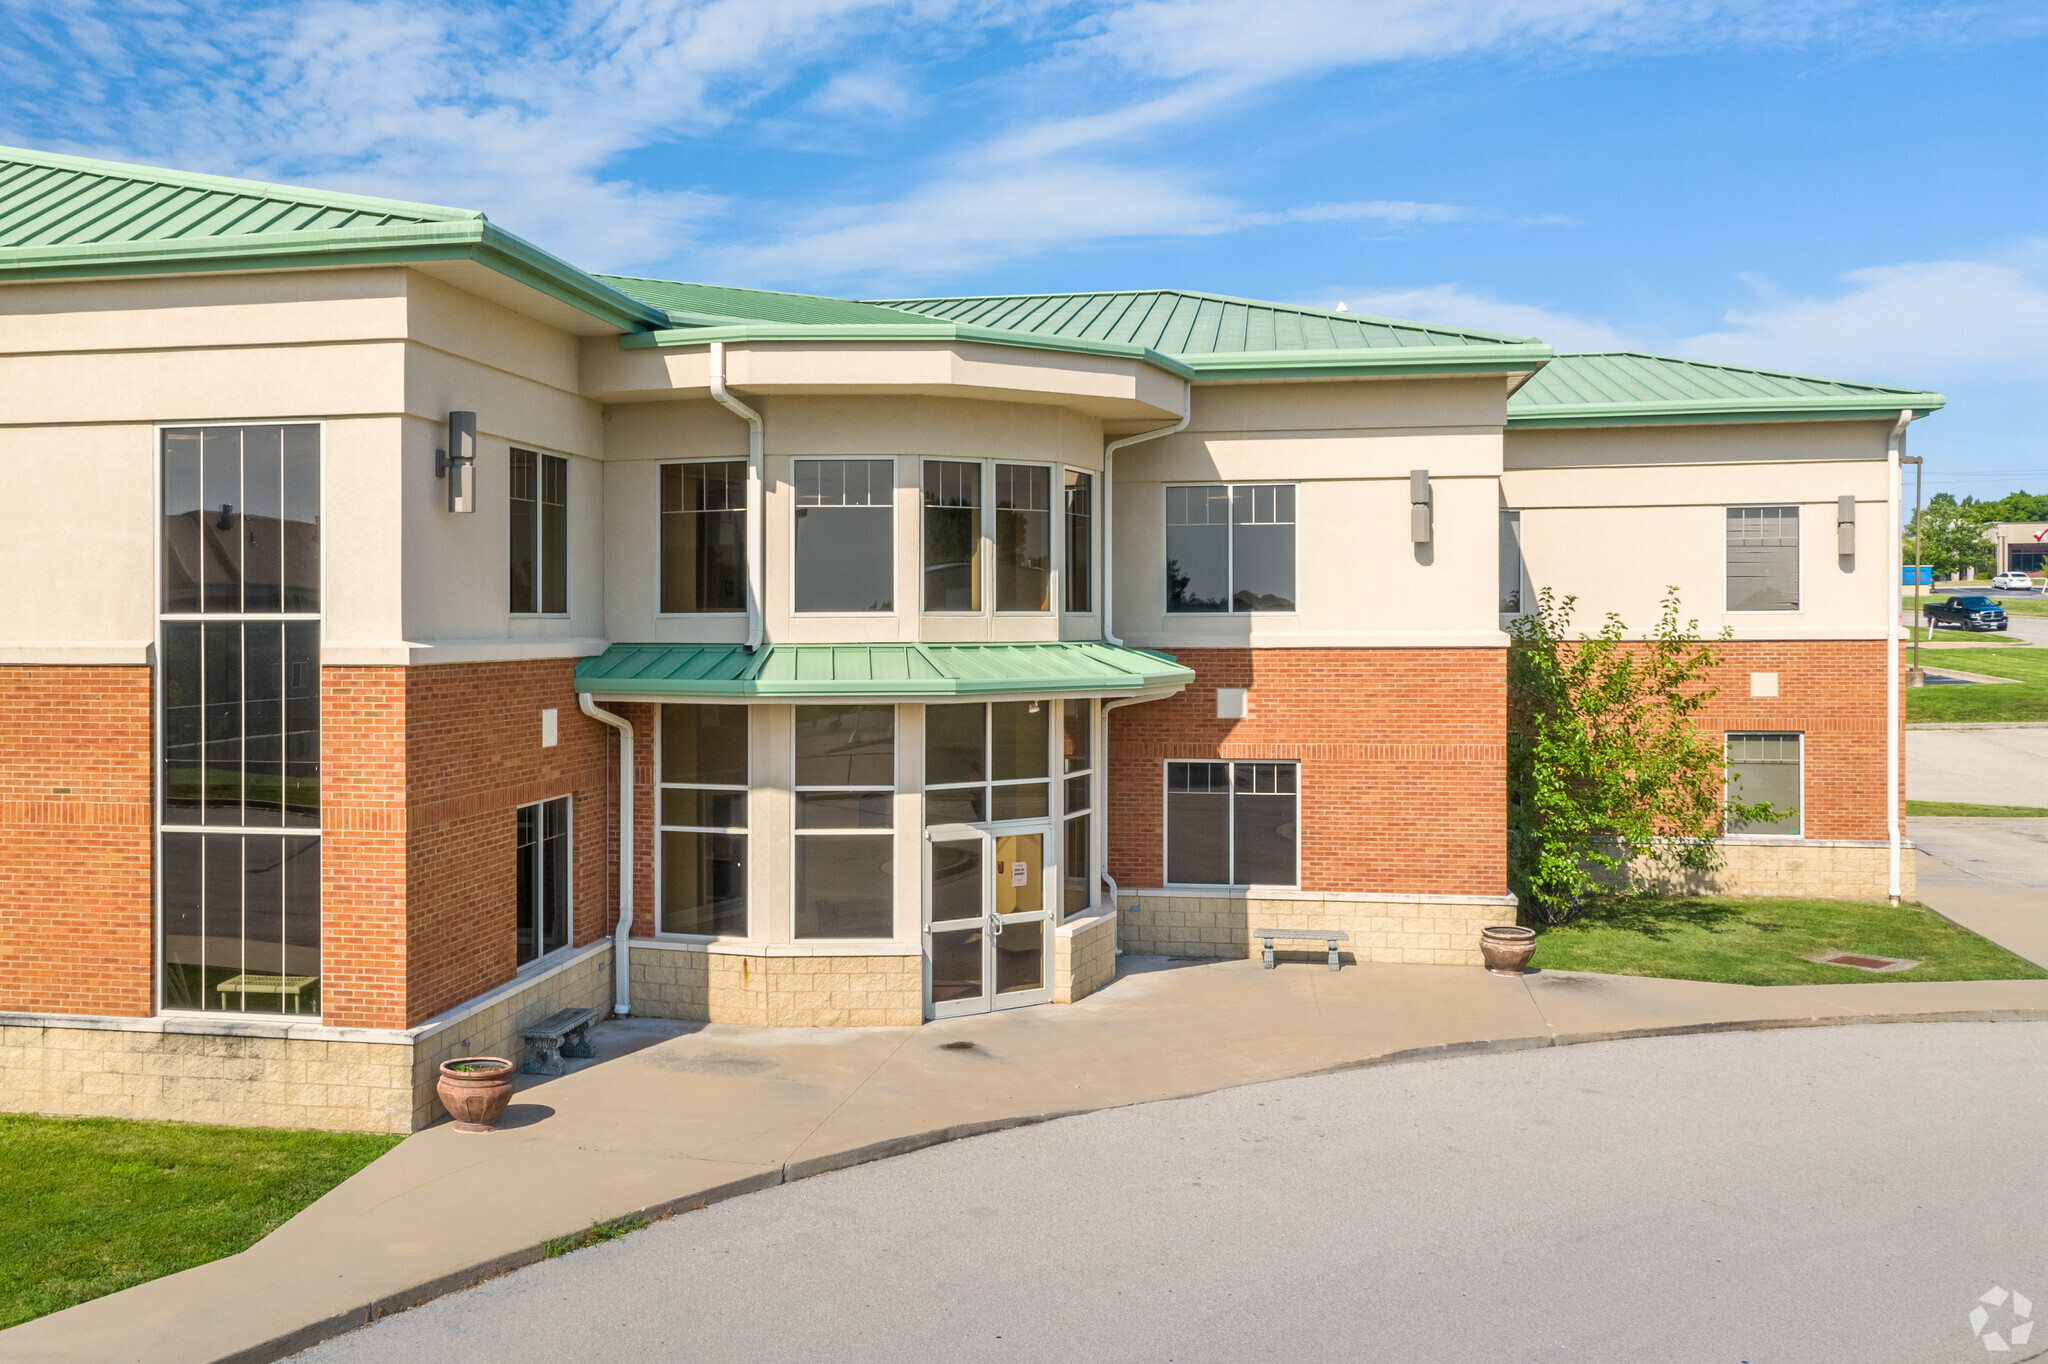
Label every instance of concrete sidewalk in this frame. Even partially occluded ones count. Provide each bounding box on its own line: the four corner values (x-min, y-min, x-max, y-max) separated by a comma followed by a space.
8, 931, 2048, 1364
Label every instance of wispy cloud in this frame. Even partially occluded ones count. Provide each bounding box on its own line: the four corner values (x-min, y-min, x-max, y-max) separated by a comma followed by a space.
1318, 284, 1637, 351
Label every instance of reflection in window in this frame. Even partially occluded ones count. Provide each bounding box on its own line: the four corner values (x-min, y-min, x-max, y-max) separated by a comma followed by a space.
660, 704, 748, 936
1726, 506, 1799, 612
995, 464, 1052, 612
160, 834, 321, 1014
1166, 760, 1298, 886
923, 461, 981, 612
924, 701, 1050, 827
511, 448, 569, 615
162, 424, 320, 615
1726, 732, 1802, 836
1499, 509, 1525, 616
795, 459, 893, 612
1064, 470, 1093, 613
1061, 698, 1093, 917
517, 797, 571, 966
661, 462, 747, 613
793, 705, 895, 938
1166, 484, 1296, 614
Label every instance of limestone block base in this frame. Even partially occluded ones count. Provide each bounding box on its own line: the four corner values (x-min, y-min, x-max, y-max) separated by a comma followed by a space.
1117, 889, 1519, 968
1055, 910, 1118, 1003
631, 946, 922, 1027
1629, 839, 1912, 901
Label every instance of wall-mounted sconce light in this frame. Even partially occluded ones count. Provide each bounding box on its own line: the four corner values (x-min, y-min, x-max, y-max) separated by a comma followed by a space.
1837, 495, 1856, 556
436, 410, 477, 514
1409, 469, 1432, 544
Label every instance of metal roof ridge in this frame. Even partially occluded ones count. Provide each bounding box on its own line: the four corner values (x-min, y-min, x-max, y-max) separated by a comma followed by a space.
0, 143, 481, 223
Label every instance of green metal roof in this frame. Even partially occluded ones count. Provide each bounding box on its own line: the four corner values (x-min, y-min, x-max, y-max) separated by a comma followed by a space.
866, 289, 1553, 379
0, 145, 669, 332
1507, 352, 1946, 428
575, 641, 1194, 699
595, 275, 934, 328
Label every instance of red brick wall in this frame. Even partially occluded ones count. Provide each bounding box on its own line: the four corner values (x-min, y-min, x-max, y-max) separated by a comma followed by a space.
0, 667, 154, 1016
401, 660, 611, 1026
320, 667, 410, 1029
1108, 649, 1509, 896
1690, 640, 1897, 840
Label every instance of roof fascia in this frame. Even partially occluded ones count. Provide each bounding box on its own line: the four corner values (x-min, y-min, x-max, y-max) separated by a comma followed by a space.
1507, 393, 1947, 429
1182, 342, 1554, 381
622, 320, 1200, 381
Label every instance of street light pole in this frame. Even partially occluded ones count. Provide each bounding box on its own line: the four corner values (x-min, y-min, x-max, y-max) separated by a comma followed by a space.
1902, 453, 1925, 682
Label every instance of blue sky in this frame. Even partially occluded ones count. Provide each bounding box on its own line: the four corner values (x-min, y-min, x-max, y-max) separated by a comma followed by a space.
3, 0, 2043, 500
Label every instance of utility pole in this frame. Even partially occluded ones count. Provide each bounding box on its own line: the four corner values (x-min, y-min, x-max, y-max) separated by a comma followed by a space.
1901, 454, 1925, 684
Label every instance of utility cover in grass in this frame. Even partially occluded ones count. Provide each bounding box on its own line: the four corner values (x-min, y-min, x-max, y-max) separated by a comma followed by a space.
1527, 896, 2047, 987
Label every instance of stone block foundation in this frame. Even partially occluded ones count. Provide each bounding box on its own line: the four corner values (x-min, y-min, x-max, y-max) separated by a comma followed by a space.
1055, 909, 1118, 1004
1117, 889, 1519, 968
1629, 839, 1912, 901
631, 946, 922, 1027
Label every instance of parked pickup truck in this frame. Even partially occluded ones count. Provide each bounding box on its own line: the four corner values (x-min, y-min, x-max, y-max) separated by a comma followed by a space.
1925, 595, 2010, 632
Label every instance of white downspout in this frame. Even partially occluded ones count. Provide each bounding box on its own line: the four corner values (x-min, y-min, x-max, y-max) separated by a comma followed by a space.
1886, 409, 1913, 906
1102, 380, 1192, 646
709, 340, 766, 653
1099, 694, 1151, 952
580, 694, 635, 1015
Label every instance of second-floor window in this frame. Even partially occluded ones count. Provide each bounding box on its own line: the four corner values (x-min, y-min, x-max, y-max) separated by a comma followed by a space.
510, 448, 567, 614
795, 459, 893, 613
923, 460, 981, 612
1064, 470, 1093, 613
1166, 483, 1296, 613
995, 464, 1053, 612
661, 461, 746, 613
1727, 505, 1799, 612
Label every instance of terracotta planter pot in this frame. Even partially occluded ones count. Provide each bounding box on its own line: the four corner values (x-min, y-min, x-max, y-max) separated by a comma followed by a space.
437, 1057, 515, 1133
1479, 925, 1538, 976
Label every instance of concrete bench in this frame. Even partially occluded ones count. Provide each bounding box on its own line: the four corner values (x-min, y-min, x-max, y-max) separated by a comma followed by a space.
519, 1006, 598, 1075
1252, 928, 1349, 972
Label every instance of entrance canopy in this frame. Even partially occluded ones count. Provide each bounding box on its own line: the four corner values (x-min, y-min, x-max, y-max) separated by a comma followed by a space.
574, 640, 1193, 701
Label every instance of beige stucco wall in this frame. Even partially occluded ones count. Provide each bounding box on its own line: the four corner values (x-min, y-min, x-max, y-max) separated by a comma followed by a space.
1503, 421, 1896, 641
1118, 888, 1518, 967
1113, 376, 1513, 651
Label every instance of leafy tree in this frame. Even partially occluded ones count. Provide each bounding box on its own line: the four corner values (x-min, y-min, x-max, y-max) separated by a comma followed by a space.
1904, 493, 1995, 579
1507, 589, 1779, 925
1961, 490, 2048, 524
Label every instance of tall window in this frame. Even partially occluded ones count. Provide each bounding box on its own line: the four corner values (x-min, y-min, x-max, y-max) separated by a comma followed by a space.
1064, 470, 1093, 613
995, 464, 1052, 611
1499, 509, 1526, 617
659, 704, 748, 936
1165, 760, 1299, 887
661, 461, 746, 613
516, 796, 571, 965
795, 459, 893, 612
1727, 506, 1799, 612
793, 706, 895, 938
160, 424, 322, 1015
923, 460, 981, 612
1726, 733, 1802, 836
1061, 699, 1093, 917
925, 701, 1050, 825
1165, 484, 1296, 613
511, 448, 568, 614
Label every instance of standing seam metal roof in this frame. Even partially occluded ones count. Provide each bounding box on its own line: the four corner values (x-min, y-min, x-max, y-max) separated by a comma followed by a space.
1508, 352, 1945, 425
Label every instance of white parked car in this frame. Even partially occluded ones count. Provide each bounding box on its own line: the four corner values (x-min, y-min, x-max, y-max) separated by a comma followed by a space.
1991, 572, 2036, 590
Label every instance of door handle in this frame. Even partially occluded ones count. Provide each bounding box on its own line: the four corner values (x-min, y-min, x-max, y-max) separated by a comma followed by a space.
987, 912, 1002, 938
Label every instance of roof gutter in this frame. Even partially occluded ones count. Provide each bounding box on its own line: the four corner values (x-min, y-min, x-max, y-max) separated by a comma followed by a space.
1101, 381, 1192, 647
708, 340, 766, 654
1886, 408, 1916, 906
578, 695, 635, 1016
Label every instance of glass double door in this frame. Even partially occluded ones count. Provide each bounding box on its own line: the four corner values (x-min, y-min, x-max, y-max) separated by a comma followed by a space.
923, 820, 1054, 1018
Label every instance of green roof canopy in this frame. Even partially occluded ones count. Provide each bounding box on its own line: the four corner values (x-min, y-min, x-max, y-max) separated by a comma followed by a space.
1508, 352, 1946, 428
575, 641, 1194, 700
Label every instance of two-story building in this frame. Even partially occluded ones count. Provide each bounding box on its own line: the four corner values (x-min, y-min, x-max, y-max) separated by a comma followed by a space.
0, 146, 1942, 1132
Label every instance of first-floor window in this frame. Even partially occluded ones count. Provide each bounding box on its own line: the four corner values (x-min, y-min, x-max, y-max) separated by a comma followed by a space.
659, 704, 749, 936
925, 700, 1051, 824
1165, 760, 1299, 887
1726, 733, 1802, 836
1062, 698, 1093, 916
793, 705, 896, 938
161, 834, 321, 1014
517, 796, 571, 965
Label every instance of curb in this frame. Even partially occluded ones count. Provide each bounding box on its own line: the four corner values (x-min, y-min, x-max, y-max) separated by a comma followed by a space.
179, 1005, 2048, 1364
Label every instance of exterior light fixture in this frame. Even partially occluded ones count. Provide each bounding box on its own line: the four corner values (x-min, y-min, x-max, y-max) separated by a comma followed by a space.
437, 410, 477, 514
1838, 495, 1857, 557
1409, 469, 1432, 544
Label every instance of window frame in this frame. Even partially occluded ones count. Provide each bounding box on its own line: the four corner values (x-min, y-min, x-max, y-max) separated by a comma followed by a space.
1059, 697, 1095, 919
509, 446, 570, 618
919, 458, 986, 616
1723, 504, 1803, 615
993, 459, 1059, 616
1499, 508, 1530, 622
791, 456, 898, 617
1723, 731, 1805, 840
1063, 468, 1095, 616
1161, 481, 1300, 616
791, 704, 899, 941
154, 419, 327, 1019
922, 700, 1057, 829
514, 794, 574, 968
655, 458, 750, 618
653, 703, 751, 940
1160, 758, 1302, 890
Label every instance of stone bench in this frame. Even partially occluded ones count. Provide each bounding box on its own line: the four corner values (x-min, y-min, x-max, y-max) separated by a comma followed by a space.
519, 1006, 598, 1076
1252, 928, 1349, 972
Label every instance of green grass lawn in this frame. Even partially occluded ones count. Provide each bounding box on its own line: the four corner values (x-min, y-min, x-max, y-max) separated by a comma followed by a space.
1906, 800, 2048, 817
1528, 895, 2047, 986
1906, 647, 2048, 723
1903, 625, 2024, 643
0, 1114, 399, 1329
